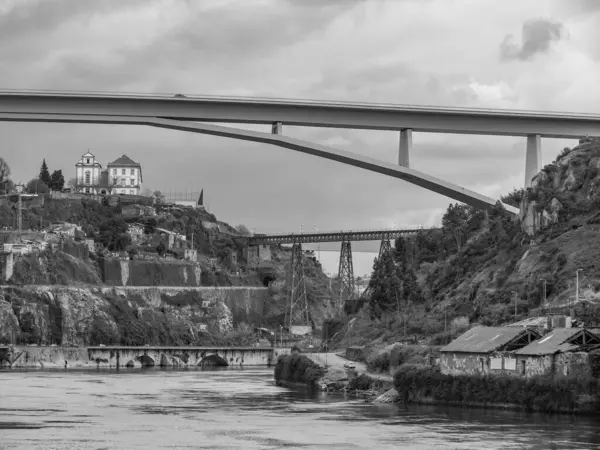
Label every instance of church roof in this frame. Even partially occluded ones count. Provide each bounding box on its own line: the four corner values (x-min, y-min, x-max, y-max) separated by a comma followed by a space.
107, 155, 141, 167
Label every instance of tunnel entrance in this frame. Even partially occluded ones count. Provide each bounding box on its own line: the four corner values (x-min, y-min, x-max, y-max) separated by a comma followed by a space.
262, 275, 275, 287
198, 354, 229, 367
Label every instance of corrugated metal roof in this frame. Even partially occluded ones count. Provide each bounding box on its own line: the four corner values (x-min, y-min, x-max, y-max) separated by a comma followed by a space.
440, 326, 532, 353
515, 328, 589, 356
508, 316, 547, 327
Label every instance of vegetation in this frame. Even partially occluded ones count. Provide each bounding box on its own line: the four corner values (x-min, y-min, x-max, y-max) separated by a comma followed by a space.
393, 365, 600, 414
274, 353, 327, 387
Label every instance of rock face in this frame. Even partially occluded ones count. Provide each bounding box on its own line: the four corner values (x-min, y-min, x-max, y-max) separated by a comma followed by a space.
520, 137, 600, 235
0, 285, 267, 346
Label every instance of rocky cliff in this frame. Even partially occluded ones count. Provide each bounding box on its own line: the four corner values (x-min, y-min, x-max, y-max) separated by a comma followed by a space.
0, 285, 267, 346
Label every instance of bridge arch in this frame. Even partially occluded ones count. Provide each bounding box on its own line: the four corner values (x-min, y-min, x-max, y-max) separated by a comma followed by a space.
198, 354, 228, 367
136, 354, 156, 367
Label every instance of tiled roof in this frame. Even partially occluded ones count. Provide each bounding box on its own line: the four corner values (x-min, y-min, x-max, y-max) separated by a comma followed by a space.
515, 328, 600, 356
107, 155, 141, 167
440, 326, 536, 353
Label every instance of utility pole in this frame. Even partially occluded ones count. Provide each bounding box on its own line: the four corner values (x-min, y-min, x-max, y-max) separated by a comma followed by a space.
575, 269, 583, 317
540, 278, 547, 309
16, 184, 23, 236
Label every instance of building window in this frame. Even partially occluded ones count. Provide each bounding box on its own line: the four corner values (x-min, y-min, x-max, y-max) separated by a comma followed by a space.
86, 158, 90, 164
130, 179, 134, 186
120, 179, 125, 186
130, 190, 134, 195
121, 169, 126, 175
85, 188, 90, 194
130, 169, 135, 175
85, 170, 91, 184
520, 360, 526, 375
113, 169, 117, 175
479, 358, 485, 372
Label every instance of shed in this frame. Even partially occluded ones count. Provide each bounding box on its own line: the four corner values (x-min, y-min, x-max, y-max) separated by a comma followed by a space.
439, 326, 541, 376
514, 328, 600, 377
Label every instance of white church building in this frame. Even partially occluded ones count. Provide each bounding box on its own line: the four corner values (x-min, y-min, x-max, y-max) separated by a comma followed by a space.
75, 152, 143, 195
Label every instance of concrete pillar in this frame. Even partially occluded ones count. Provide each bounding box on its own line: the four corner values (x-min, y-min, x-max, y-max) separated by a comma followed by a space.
524, 134, 542, 187
272, 122, 282, 135
398, 128, 412, 168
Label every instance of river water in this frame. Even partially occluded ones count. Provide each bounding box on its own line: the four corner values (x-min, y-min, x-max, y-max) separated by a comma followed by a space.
1, 368, 600, 450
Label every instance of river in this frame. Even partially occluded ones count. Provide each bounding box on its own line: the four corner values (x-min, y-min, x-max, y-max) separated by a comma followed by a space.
1, 368, 600, 449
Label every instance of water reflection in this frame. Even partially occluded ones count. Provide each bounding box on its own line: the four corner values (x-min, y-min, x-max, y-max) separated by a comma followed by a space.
1, 367, 600, 449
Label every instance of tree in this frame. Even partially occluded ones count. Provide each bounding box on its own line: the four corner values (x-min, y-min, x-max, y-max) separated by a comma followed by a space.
39, 159, 51, 186
441, 203, 474, 252
49, 170, 65, 191
26, 178, 49, 194
156, 240, 166, 256
98, 218, 128, 250
236, 224, 251, 235
144, 217, 157, 234
153, 190, 165, 204
0, 157, 10, 194
67, 177, 78, 190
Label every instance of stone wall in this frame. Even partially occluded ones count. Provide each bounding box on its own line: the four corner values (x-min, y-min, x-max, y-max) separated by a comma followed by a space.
440, 352, 519, 376
100, 258, 202, 287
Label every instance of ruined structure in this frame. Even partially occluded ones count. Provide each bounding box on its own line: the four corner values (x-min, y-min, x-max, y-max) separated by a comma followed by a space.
515, 328, 600, 377
440, 326, 540, 376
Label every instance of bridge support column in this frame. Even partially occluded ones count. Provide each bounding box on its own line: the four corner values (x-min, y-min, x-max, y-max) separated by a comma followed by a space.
272, 122, 283, 135
398, 128, 412, 168
524, 134, 542, 187
287, 242, 310, 334
338, 241, 355, 309
378, 238, 391, 258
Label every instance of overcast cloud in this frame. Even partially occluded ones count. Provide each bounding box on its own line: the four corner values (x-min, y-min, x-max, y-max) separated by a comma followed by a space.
1, 0, 598, 248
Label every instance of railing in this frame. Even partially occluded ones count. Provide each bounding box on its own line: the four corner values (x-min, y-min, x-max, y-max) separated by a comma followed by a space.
250, 225, 438, 237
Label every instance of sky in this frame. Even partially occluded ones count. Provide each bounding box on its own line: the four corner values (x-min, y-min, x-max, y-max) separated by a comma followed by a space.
1, 0, 599, 274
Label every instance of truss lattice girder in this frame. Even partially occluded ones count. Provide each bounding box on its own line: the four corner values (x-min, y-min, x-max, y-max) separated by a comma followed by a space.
249, 229, 423, 245
287, 243, 310, 328
338, 241, 355, 303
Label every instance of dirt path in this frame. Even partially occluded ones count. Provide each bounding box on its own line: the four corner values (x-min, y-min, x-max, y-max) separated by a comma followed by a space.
303, 352, 392, 382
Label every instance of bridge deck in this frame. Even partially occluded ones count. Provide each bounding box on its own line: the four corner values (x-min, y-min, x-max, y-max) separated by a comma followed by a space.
248, 228, 427, 244
0, 90, 599, 137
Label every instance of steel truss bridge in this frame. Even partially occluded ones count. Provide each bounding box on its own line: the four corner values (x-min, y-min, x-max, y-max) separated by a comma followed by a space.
252, 227, 438, 331
247, 227, 425, 245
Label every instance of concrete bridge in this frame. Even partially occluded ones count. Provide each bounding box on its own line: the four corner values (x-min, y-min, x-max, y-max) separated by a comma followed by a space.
87, 346, 287, 368
4, 90, 599, 212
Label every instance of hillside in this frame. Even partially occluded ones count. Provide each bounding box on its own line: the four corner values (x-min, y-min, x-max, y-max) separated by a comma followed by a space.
0, 193, 341, 345
331, 137, 600, 352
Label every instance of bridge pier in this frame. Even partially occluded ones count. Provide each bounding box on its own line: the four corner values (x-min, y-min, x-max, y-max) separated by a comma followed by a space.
525, 134, 542, 187
338, 240, 355, 304
287, 242, 310, 334
378, 237, 392, 258
398, 128, 412, 168
272, 121, 283, 135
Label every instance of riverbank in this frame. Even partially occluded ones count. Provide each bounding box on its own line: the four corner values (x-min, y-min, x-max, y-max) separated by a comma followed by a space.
392, 365, 600, 415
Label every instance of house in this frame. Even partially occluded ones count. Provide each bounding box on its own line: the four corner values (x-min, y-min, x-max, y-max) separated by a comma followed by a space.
75, 151, 103, 194
107, 155, 143, 196
184, 249, 198, 262
440, 326, 541, 376
514, 328, 600, 378
127, 223, 145, 243
74, 152, 143, 196
155, 228, 186, 249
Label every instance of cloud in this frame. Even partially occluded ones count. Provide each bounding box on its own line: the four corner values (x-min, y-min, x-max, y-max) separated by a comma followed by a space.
500, 19, 565, 61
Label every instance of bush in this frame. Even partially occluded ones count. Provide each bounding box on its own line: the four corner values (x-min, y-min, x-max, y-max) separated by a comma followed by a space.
393, 366, 600, 413
274, 353, 326, 387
